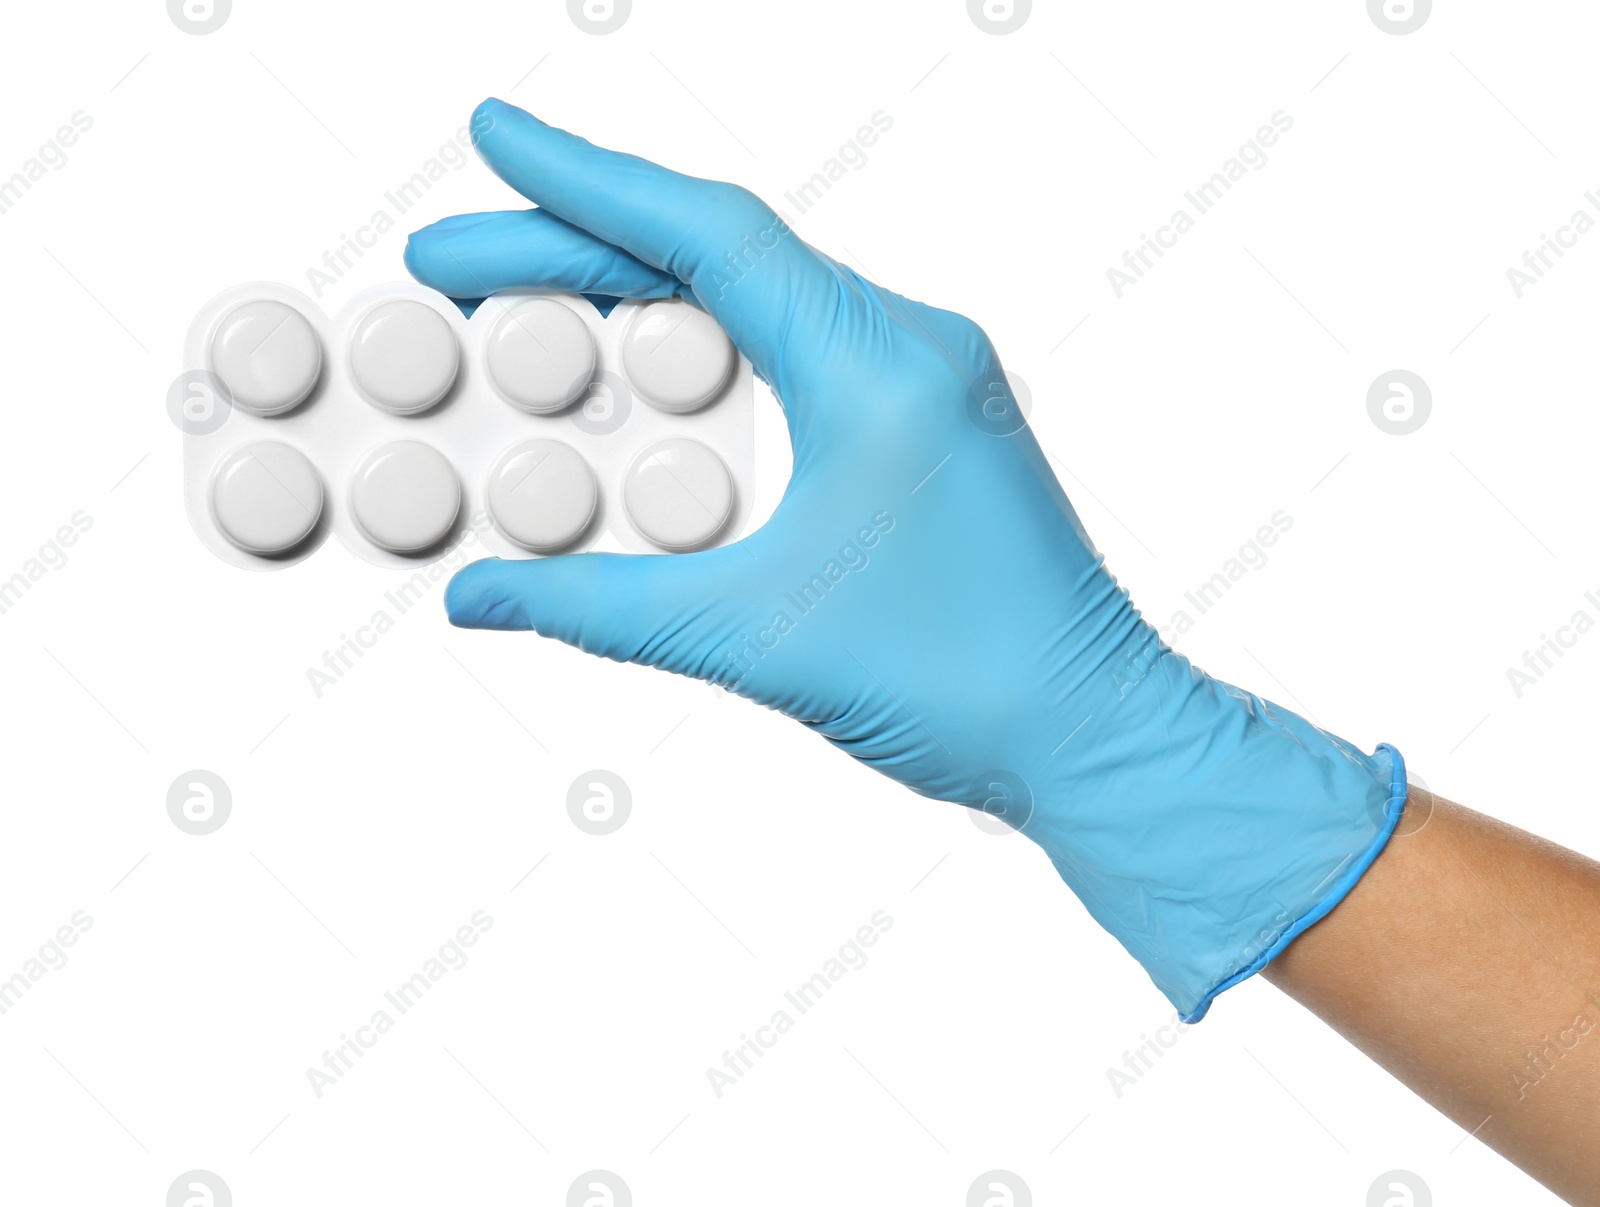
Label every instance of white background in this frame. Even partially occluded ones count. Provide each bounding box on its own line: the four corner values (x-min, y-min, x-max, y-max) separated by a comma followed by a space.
0, 1, 1595, 1203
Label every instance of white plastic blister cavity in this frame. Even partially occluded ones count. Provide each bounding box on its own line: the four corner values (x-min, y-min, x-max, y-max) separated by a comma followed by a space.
180, 282, 754, 570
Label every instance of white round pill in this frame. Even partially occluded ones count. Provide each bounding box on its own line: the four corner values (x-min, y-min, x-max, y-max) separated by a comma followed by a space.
349, 441, 461, 554
484, 298, 596, 414
210, 441, 324, 555
209, 299, 322, 416
621, 300, 736, 413
486, 440, 598, 553
623, 438, 735, 551
349, 300, 459, 414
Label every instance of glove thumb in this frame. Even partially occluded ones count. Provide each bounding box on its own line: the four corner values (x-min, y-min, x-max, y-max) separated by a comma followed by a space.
445, 550, 753, 681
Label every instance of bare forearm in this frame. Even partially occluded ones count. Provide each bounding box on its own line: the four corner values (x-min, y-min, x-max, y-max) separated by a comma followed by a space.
1264, 787, 1600, 1205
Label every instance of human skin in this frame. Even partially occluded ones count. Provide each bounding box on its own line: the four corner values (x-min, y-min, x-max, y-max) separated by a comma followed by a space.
1265, 787, 1600, 1205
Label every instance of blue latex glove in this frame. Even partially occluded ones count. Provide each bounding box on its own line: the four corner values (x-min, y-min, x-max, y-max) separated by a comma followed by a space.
406, 98, 1407, 1021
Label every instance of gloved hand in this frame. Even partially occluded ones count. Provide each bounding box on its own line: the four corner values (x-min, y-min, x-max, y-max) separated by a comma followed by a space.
405, 97, 1406, 1020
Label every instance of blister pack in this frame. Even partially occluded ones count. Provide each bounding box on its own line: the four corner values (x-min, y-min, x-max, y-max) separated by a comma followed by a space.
177, 282, 754, 570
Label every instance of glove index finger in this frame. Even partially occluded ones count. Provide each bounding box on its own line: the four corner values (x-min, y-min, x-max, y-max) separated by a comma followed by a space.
467, 97, 838, 389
